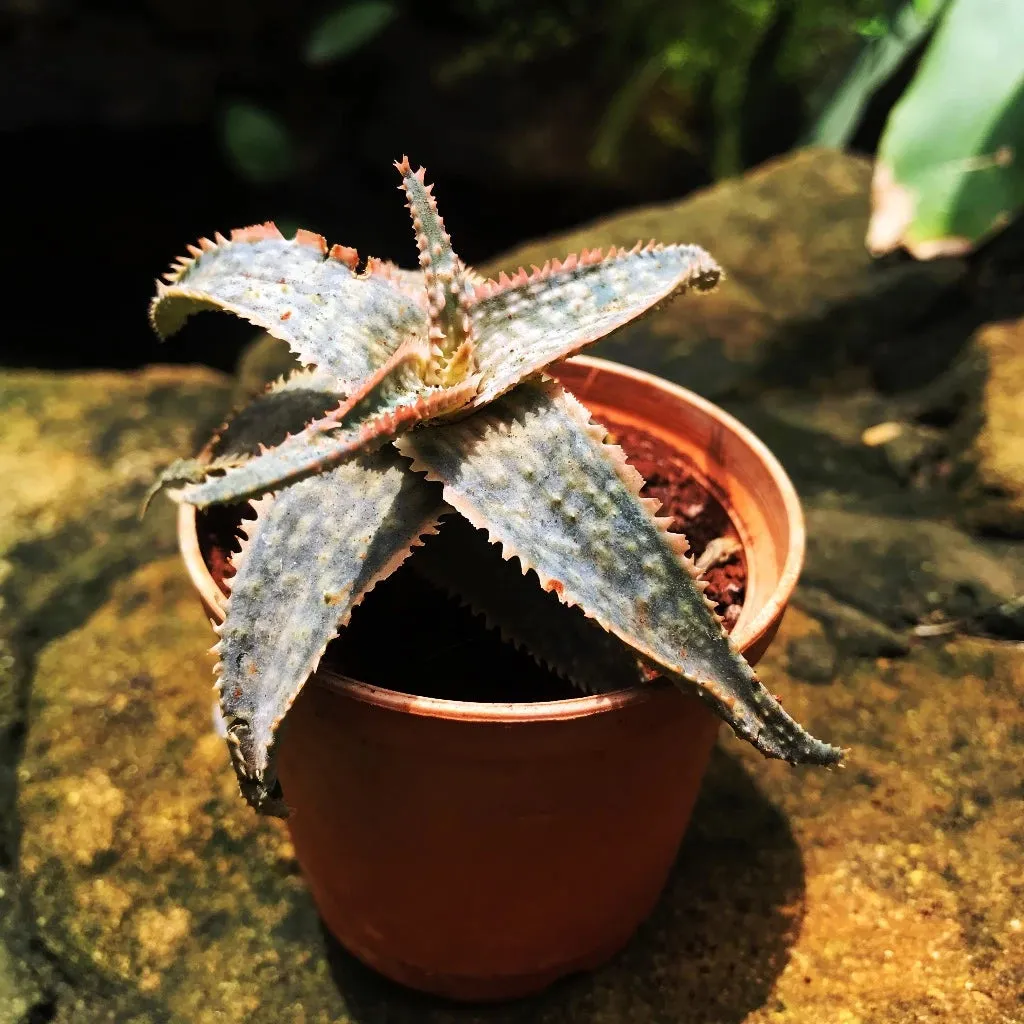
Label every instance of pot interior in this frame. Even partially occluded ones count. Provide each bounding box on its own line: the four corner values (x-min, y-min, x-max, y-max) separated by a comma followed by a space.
549, 357, 803, 661
194, 378, 753, 705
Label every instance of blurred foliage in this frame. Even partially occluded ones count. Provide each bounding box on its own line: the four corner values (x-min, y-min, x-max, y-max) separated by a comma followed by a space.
219, 2, 399, 185
222, 103, 296, 184
810, 0, 1024, 258
810, 0, 949, 148
215, 0, 889, 189
437, 0, 889, 178
305, 1, 397, 66
213, 0, 1024, 263
865, 0, 1024, 258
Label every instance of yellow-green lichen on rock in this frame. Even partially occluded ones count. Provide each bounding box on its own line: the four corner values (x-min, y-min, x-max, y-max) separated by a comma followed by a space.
0, 365, 235, 1024
14, 561, 1024, 1023
956, 317, 1024, 535
20, 557, 330, 1021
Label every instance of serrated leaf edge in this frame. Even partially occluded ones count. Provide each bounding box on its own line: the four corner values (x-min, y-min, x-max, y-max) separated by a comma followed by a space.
209, 491, 445, 814
470, 241, 722, 303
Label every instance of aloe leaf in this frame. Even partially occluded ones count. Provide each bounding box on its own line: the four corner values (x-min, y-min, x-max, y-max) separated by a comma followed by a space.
176, 348, 476, 509
141, 455, 245, 517
364, 257, 427, 303
399, 379, 842, 767
150, 225, 429, 385
143, 368, 347, 514
867, 0, 1024, 258
469, 244, 721, 405
414, 518, 645, 695
211, 368, 349, 457
215, 449, 443, 815
396, 159, 477, 384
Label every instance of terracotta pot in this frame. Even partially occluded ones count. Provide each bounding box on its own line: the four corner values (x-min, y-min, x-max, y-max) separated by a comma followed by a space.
177, 355, 805, 1003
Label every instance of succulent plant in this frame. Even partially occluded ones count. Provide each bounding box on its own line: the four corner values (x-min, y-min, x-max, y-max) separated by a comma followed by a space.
148, 157, 842, 816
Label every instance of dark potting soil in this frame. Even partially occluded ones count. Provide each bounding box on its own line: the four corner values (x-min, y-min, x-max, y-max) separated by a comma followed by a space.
603, 419, 747, 631
200, 417, 747, 702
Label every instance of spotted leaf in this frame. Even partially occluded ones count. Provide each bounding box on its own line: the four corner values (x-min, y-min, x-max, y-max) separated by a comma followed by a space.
396, 158, 477, 385
468, 243, 721, 404
150, 224, 428, 387
143, 368, 347, 514
175, 346, 477, 508
399, 378, 842, 767
215, 449, 443, 815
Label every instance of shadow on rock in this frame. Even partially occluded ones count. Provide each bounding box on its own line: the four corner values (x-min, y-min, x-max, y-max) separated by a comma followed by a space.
324, 748, 804, 1024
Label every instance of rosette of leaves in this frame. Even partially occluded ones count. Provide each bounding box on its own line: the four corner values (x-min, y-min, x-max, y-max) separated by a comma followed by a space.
148, 157, 841, 816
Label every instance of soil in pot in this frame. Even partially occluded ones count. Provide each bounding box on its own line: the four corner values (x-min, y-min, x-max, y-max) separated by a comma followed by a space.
198, 417, 748, 702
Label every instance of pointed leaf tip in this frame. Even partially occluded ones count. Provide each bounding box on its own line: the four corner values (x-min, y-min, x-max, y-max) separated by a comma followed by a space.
396, 156, 476, 384
217, 450, 442, 814
400, 378, 839, 768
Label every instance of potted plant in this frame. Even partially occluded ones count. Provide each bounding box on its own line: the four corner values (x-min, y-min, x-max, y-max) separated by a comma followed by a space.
149, 157, 841, 1001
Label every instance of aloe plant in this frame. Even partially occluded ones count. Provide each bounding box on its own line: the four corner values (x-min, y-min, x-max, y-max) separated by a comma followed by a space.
149, 157, 841, 816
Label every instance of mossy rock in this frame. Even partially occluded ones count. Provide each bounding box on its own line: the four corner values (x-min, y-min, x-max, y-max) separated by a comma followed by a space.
483, 148, 963, 398
954, 317, 1024, 536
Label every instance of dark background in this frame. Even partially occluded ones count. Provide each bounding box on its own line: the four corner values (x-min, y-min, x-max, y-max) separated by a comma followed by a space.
4, 0, 937, 374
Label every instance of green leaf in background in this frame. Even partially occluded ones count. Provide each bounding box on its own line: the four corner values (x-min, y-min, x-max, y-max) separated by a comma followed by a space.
222, 104, 295, 184
809, 0, 949, 148
305, 2, 396, 66
867, 0, 1024, 259
589, 52, 669, 172
854, 14, 890, 39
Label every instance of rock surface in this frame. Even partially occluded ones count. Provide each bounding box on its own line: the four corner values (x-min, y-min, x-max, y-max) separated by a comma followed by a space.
3, 150, 1023, 1023
951, 317, 1024, 536
0, 366, 232, 1024
484, 148, 965, 398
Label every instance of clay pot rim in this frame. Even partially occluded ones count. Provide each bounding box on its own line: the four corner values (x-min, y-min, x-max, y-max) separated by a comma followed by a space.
178, 354, 804, 724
